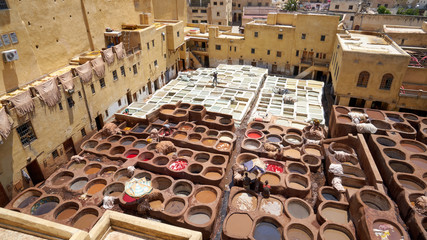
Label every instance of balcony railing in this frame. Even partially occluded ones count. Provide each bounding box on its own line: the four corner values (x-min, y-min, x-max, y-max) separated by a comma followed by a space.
191, 47, 207, 52
399, 89, 427, 98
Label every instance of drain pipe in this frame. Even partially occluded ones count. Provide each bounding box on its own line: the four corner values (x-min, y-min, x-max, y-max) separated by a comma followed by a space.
79, 78, 95, 130
80, 0, 95, 51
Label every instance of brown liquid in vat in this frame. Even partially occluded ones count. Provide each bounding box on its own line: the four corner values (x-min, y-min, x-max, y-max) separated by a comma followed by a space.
305, 148, 321, 156
225, 214, 253, 238
287, 228, 311, 240
205, 171, 221, 179
401, 143, 424, 153
321, 207, 349, 224
161, 109, 174, 115
268, 127, 282, 134
324, 229, 350, 240
54, 175, 72, 185
203, 139, 217, 146
56, 208, 77, 220
165, 200, 184, 214
174, 133, 187, 140
149, 200, 163, 210
260, 173, 280, 185
85, 167, 100, 175
284, 149, 301, 158
73, 213, 97, 230
195, 190, 216, 203
288, 182, 306, 189
109, 192, 121, 197
87, 183, 105, 195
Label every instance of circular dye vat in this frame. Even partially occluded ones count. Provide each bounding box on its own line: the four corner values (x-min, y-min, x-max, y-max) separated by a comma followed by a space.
169, 160, 188, 171
133, 141, 147, 149
267, 135, 281, 143
206, 130, 219, 137
376, 137, 396, 147
336, 107, 349, 114
366, 109, 385, 120
53, 172, 73, 185
68, 162, 85, 171
393, 123, 414, 133
173, 182, 192, 196
174, 133, 187, 140
337, 115, 352, 123
70, 179, 88, 191
324, 229, 350, 240
283, 149, 301, 159
248, 132, 262, 139
219, 117, 232, 125
73, 212, 98, 230
126, 154, 137, 158
189, 212, 211, 225
253, 222, 281, 240
322, 193, 339, 201
120, 138, 134, 145
149, 200, 163, 210
31, 197, 59, 216
164, 199, 185, 215
87, 183, 106, 195
372, 222, 403, 240
387, 114, 403, 122
260, 173, 280, 185
321, 207, 349, 224
225, 213, 253, 238
410, 155, 427, 169
56, 208, 77, 220
160, 109, 174, 115
284, 135, 302, 145
305, 147, 321, 156
260, 198, 282, 216
204, 171, 222, 180
194, 127, 207, 133
401, 140, 426, 153
179, 124, 193, 131
288, 181, 306, 189
266, 163, 284, 173
231, 192, 257, 211
287, 200, 310, 219
244, 139, 261, 150
216, 142, 230, 151
287, 226, 312, 240
195, 189, 217, 204
202, 138, 217, 146
85, 166, 101, 175
360, 190, 391, 211
188, 134, 202, 142
399, 179, 424, 191
152, 177, 172, 190
82, 140, 97, 149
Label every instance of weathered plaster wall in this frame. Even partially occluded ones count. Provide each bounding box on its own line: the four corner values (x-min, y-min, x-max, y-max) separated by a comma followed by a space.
353, 14, 427, 31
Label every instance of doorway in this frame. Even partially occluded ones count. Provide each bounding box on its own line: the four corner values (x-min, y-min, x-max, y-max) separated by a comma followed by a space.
95, 114, 104, 131
349, 97, 366, 108
63, 138, 76, 160
26, 160, 45, 185
204, 56, 209, 67
126, 91, 132, 105
272, 64, 277, 73
148, 82, 153, 94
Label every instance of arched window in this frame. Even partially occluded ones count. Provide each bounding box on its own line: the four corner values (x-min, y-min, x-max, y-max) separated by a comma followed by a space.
380, 73, 393, 90
357, 71, 370, 87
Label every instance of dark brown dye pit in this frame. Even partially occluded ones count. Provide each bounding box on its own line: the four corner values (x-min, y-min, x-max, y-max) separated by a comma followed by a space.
18, 196, 39, 208
73, 213, 97, 230
165, 200, 185, 214
32, 202, 58, 215
56, 208, 77, 220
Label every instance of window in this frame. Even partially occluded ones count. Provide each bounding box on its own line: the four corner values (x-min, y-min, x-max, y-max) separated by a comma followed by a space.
234, 46, 236, 52
120, 66, 126, 76
251, 48, 255, 54
17, 122, 37, 146
316, 53, 319, 58
349, 5, 353, 10
118, 99, 122, 106
91, 84, 95, 94
254, 32, 258, 37
105, 110, 109, 117
201, 20, 207, 23
238, 4, 241, 7
113, 70, 118, 80
154, 60, 158, 66
384, 3, 388, 7
58, 102, 63, 110
248, 2, 252, 6
215, 45, 221, 50
320, 35, 325, 41
267, 50, 270, 55
192, 20, 198, 23
164, 54, 167, 58
218, 22, 221, 25
152, 40, 155, 47
220, 2, 224, 5
81, 128, 87, 137
0, 1, 8, 10
192, 9, 198, 13
265, 2, 269, 6
78, 91, 82, 98
380, 74, 393, 90
350, 16, 354, 21
296, 50, 299, 56
177, 31, 180, 37
278, 34, 283, 40
99, 78, 106, 88
357, 71, 370, 87
377, 4, 381, 7
52, 150, 59, 159
217, 12, 220, 16
162, 33, 165, 41
201, 9, 207, 13
301, 33, 306, 39
335, 4, 339, 9
133, 64, 137, 74
276, 51, 282, 57
258, 2, 261, 6
214, 1, 217, 5
67, 96, 74, 108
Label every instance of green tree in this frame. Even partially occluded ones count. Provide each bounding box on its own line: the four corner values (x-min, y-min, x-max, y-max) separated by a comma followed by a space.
283, 0, 299, 12
377, 5, 391, 14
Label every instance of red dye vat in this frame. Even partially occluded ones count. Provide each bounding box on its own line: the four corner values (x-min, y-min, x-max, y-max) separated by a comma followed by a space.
123, 194, 137, 203
248, 132, 262, 139
169, 160, 188, 171
266, 164, 284, 173
126, 154, 138, 158
143, 158, 151, 161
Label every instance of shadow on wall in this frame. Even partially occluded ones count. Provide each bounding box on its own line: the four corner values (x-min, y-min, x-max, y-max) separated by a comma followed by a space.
0, 8, 11, 26
2, 62, 19, 94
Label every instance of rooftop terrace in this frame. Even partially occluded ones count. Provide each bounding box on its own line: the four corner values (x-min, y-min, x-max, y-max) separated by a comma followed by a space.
338, 32, 407, 55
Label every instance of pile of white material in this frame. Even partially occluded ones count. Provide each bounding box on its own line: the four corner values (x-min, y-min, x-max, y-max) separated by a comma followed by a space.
329, 163, 345, 192
71, 155, 85, 163
103, 196, 117, 209
348, 111, 369, 124
306, 139, 320, 144
235, 193, 255, 211
356, 123, 377, 134
127, 166, 135, 175
261, 200, 282, 216
334, 151, 357, 164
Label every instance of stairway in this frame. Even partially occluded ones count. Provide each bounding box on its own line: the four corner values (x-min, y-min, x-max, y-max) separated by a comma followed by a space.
189, 51, 202, 68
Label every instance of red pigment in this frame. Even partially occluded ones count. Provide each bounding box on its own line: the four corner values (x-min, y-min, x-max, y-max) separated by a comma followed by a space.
266, 164, 283, 173
123, 194, 136, 203
143, 158, 151, 161
126, 154, 138, 158
169, 160, 188, 171
248, 132, 262, 139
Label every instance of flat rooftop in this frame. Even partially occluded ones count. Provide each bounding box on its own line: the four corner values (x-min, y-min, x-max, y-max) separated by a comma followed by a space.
383, 25, 426, 34
338, 33, 405, 55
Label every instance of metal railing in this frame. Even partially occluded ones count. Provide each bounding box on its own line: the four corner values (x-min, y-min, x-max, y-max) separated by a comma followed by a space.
399, 89, 427, 98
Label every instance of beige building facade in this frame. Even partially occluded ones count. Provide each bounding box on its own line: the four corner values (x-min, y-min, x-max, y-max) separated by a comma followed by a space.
232, 0, 273, 23
187, 0, 232, 25
0, 0, 185, 201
